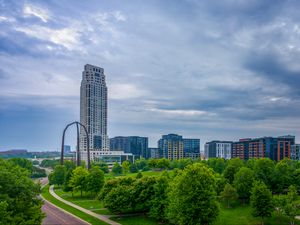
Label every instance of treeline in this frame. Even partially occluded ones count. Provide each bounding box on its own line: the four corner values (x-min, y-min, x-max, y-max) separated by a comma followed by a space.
0, 158, 44, 224
49, 161, 105, 197
49, 158, 300, 225
8, 158, 47, 178
102, 158, 300, 225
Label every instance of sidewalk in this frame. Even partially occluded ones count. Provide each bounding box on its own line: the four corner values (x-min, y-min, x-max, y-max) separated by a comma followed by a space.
49, 185, 121, 225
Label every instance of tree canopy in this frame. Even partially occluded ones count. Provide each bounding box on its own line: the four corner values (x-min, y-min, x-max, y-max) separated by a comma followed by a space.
166, 163, 219, 225
0, 159, 44, 225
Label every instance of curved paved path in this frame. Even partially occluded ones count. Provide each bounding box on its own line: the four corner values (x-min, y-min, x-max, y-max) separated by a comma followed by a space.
40, 178, 90, 225
49, 185, 121, 225
42, 200, 90, 225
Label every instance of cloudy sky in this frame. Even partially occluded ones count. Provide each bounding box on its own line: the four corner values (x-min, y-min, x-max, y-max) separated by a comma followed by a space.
1, 0, 300, 151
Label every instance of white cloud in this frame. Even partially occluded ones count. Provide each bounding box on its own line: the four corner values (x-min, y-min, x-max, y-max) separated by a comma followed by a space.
0, 15, 15, 23
148, 108, 214, 117
23, 4, 49, 22
15, 25, 83, 51
110, 83, 148, 99
112, 11, 127, 21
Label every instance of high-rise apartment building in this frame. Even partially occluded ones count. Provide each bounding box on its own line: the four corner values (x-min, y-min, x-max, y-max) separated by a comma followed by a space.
158, 134, 184, 160
232, 135, 295, 161
80, 64, 109, 159
148, 147, 160, 159
291, 144, 300, 160
204, 141, 232, 159
158, 134, 200, 160
183, 138, 201, 159
110, 136, 149, 158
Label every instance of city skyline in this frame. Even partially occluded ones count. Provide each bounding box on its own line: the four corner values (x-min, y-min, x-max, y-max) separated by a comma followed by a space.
1, 0, 300, 151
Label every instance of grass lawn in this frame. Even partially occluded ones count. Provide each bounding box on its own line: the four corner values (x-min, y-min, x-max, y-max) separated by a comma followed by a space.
104, 170, 170, 180
55, 188, 104, 210
110, 215, 161, 225
213, 205, 300, 225
53, 186, 300, 225
41, 185, 108, 225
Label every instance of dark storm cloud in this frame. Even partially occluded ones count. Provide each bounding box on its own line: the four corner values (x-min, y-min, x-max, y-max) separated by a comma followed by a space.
1, 0, 300, 150
245, 53, 300, 95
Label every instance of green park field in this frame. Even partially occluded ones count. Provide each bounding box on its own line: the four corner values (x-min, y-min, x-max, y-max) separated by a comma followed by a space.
52, 169, 300, 225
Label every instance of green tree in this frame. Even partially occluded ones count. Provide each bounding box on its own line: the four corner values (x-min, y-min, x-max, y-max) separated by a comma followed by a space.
150, 176, 170, 221
0, 201, 10, 225
273, 195, 287, 217
136, 171, 143, 179
8, 158, 33, 173
86, 166, 105, 196
246, 158, 257, 170
283, 185, 299, 225
292, 168, 300, 191
122, 160, 130, 174
177, 158, 193, 170
287, 185, 298, 202
49, 165, 66, 186
283, 202, 298, 225
157, 158, 170, 170
207, 158, 226, 174
250, 181, 273, 225
64, 160, 76, 171
32, 160, 40, 166
92, 161, 109, 173
166, 163, 219, 225
70, 166, 89, 197
215, 174, 228, 195
223, 158, 244, 184
40, 159, 59, 169
233, 167, 255, 203
148, 158, 159, 169
170, 159, 179, 169
135, 158, 148, 170
112, 162, 122, 175
129, 163, 138, 173
31, 166, 47, 178
131, 176, 156, 211
63, 169, 73, 192
273, 160, 293, 193
253, 158, 275, 188
99, 178, 121, 200
104, 185, 133, 213
0, 159, 44, 224
221, 183, 238, 208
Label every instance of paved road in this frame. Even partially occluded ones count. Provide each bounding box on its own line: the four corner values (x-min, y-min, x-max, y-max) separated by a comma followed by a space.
49, 185, 120, 225
40, 177, 49, 187
40, 177, 90, 225
42, 201, 89, 225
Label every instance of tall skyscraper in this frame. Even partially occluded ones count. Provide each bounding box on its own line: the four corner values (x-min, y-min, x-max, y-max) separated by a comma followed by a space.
80, 64, 109, 156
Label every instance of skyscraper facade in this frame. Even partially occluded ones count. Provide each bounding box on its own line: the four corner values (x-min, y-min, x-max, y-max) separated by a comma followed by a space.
80, 64, 109, 156
110, 136, 149, 158
158, 134, 184, 160
232, 135, 295, 161
183, 138, 201, 159
204, 141, 232, 159
291, 144, 300, 160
